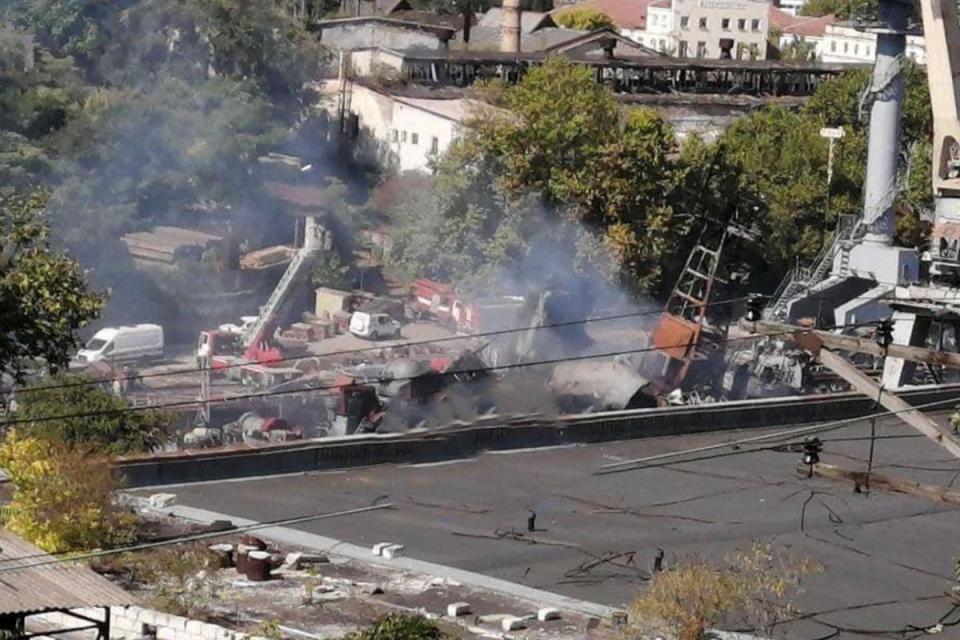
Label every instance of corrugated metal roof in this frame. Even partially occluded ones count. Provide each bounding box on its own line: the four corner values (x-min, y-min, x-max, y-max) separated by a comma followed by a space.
0, 530, 134, 614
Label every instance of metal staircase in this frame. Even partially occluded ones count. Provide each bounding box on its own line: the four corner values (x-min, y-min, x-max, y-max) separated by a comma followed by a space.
766, 217, 863, 320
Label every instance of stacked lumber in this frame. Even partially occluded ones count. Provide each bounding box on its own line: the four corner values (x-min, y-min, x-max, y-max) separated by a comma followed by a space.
240, 245, 297, 270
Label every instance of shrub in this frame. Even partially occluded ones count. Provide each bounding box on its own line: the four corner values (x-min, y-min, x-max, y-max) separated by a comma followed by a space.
344, 614, 443, 640
0, 430, 135, 552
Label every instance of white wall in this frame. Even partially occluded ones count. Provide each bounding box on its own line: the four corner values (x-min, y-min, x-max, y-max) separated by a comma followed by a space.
819, 24, 925, 65
315, 80, 465, 174
624, 7, 675, 53
671, 0, 770, 59
35, 606, 267, 640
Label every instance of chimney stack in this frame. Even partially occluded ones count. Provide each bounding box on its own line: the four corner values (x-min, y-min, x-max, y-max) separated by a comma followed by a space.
501, 0, 521, 53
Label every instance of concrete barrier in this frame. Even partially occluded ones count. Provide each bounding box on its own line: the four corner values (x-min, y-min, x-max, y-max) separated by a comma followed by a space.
118, 384, 960, 488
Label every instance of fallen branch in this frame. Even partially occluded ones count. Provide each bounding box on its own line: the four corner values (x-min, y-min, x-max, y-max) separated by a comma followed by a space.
801, 463, 960, 505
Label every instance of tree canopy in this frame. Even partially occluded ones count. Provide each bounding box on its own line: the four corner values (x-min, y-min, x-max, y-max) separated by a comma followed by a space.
0, 193, 103, 383
553, 7, 615, 30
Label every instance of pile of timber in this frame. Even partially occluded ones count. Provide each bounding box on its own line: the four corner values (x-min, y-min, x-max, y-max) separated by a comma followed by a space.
240, 245, 297, 270
122, 226, 223, 264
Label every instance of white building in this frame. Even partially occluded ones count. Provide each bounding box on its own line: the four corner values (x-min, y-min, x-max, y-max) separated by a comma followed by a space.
632, 1, 674, 53
671, 0, 770, 59
773, 0, 806, 16
316, 79, 490, 173
818, 22, 925, 65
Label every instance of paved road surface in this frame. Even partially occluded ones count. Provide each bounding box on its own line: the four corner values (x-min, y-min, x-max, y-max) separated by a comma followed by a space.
145, 417, 960, 639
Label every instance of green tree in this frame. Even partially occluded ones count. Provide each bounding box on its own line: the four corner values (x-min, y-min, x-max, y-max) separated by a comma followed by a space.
0, 430, 135, 552
800, 0, 876, 19
554, 7, 615, 30
0, 192, 104, 383
13, 375, 174, 455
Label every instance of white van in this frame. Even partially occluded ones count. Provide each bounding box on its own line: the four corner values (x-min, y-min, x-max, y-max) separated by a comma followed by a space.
77, 324, 164, 364
349, 311, 401, 340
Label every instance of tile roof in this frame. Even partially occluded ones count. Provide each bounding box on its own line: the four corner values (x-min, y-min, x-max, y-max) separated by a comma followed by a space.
0, 530, 134, 615
769, 6, 837, 37
552, 0, 660, 30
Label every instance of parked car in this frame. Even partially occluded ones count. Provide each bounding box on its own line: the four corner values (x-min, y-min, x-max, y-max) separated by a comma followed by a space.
349, 311, 402, 340
77, 324, 164, 364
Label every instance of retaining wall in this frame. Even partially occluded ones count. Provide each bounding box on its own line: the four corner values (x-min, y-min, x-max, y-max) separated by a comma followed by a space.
118, 384, 960, 488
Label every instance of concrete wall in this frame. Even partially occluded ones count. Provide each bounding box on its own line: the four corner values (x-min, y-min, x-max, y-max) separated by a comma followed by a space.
671, 0, 769, 59
319, 22, 446, 52
35, 607, 267, 640
315, 80, 463, 173
118, 384, 960, 487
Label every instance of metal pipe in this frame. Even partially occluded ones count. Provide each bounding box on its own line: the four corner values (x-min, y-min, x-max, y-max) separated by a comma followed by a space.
862, 0, 911, 244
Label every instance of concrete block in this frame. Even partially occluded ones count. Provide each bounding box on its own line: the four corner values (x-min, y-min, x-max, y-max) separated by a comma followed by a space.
372, 542, 391, 556
201, 623, 223, 640
175, 630, 195, 640
382, 544, 404, 559
446, 602, 471, 617
283, 552, 302, 569
157, 627, 177, 640
185, 620, 205, 636
153, 613, 172, 630
501, 617, 527, 632
148, 493, 177, 509
537, 607, 561, 622
166, 615, 188, 633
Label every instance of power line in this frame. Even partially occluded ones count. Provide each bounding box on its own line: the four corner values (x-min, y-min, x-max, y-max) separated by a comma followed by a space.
593, 394, 960, 476
0, 502, 394, 573
0, 330, 798, 428
13, 297, 748, 396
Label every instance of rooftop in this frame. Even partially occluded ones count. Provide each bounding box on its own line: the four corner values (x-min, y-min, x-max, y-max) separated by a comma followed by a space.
552, 0, 660, 30
770, 5, 838, 38
0, 529, 134, 614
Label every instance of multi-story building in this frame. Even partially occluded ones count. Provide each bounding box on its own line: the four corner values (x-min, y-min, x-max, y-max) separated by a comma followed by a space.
818, 22, 925, 64
671, 0, 770, 59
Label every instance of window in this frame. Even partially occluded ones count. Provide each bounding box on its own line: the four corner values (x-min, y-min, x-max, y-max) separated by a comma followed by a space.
843, 42, 848, 53
678, 40, 688, 57
391, 129, 398, 142
865, 45, 871, 57
737, 18, 746, 30
699, 17, 708, 30
750, 19, 760, 31
721, 18, 730, 30
748, 42, 759, 59
680, 16, 689, 29
830, 40, 836, 52
853, 44, 859, 55
411, 132, 419, 145
401, 131, 407, 142
696, 41, 707, 57
430, 136, 439, 154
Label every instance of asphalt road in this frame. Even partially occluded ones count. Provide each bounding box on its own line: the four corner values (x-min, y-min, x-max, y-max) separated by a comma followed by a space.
150, 417, 960, 639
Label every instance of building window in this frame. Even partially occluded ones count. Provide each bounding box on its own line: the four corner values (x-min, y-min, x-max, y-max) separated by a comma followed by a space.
696, 41, 707, 57
751, 19, 760, 31
699, 17, 708, 30
392, 129, 398, 142
411, 132, 419, 145
853, 44, 859, 55
678, 40, 689, 57
430, 137, 439, 154
749, 42, 759, 59
680, 16, 689, 29
401, 131, 407, 142
721, 18, 730, 30
830, 40, 836, 52
843, 42, 848, 53
866, 45, 871, 57
737, 18, 746, 30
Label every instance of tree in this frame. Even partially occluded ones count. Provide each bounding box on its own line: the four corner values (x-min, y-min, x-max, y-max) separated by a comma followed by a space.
434, 56, 682, 291
0, 192, 104, 383
0, 430, 135, 552
13, 375, 174, 455
553, 7, 615, 30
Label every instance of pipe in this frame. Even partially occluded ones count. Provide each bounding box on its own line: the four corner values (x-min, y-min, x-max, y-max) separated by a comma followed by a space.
861, 0, 911, 244
501, 0, 521, 53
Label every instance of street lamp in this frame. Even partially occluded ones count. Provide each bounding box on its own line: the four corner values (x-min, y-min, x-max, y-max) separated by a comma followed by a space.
802, 436, 823, 478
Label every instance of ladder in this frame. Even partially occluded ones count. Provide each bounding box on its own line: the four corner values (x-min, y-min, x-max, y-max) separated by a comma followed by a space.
241, 247, 316, 347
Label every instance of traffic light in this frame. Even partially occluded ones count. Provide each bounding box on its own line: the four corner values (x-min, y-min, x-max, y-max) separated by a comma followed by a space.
802, 436, 823, 477
876, 319, 895, 349
745, 294, 765, 323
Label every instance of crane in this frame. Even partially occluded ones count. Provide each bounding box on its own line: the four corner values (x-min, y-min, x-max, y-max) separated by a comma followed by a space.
921, 0, 960, 277
196, 216, 327, 389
